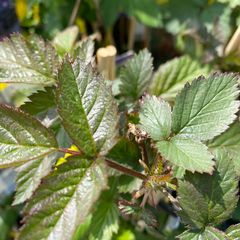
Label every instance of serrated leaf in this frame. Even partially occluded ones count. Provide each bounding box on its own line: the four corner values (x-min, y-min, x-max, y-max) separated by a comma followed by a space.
20, 87, 55, 115
178, 227, 227, 240
89, 178, 119, 240
178, 150, 239, 228
226, 223, 240, 240
157, 136, 214, 173
57, 58, 119, 157
119, 49, 153, 101
18, 157, 107, 240
13, 153, 57, 205
149, 55, 210, 101
172, 73, 240, 141
208, 121, 240, 176
0, 105, 58, 168
75, 38, 95, 64
0, 34, 58, 85
53, 26, 79, 56
139, 95, 171, 140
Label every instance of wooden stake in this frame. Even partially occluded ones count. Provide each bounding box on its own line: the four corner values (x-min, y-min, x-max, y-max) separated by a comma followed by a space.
97, 45, 117, 80
225, 26, 240, 56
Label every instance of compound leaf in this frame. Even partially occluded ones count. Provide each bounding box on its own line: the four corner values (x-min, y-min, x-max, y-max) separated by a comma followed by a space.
178, 227, 227, 240
157, 136, 214, 173
18, 157, 107, 240
178, 150, 239, 228
13, 153, 57, 205
119, 49, 153, 101
172, 73, 239, 141
226, 223, 240, 240
0, 34, 58, 86
150, 55, 210, 101
139, 95, 172, 141
0, 105, 58, 168
57, 58, 119, 157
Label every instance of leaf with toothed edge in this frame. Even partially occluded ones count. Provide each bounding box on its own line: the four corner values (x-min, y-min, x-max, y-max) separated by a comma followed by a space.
172, 73, 240, 141
56, 57, 119, 157
18, 157, 107, 240
157, 136, 214, 174
13, 153, 58, 205
0, 34, 58, 85
178, 150, 239, 229
226, 223, 240, 240
0, 105, 58, 168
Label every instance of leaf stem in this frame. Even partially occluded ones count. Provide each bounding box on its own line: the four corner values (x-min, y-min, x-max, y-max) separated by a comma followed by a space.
58, 148, 82, 156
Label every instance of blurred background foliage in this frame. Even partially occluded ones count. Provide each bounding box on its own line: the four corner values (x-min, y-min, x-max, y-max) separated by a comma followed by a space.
0, 0, 240, 239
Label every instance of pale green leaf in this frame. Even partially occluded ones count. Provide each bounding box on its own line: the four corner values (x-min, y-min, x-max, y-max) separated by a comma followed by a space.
119, 49, 153, 101
178, 150, 239, 228
149, 55, 210, 101
172, 73, 240, 141
208, 121, 240, 176
157, 136, 214, 173
139, 95, 171, 140
89, 178, 119, 240
0, 34, 58, 85
13, 153, 57, 205
53, 26, 79, 56
0, 105, 58, 168
75, 38, 95, 64
226, 223, 240, 240
178, 227, 227, 240
18, 157, 107, 240
57, 57, 119, 157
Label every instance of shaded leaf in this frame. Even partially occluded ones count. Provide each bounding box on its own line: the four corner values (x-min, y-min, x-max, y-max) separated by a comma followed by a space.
0, 105, 57, 168
178, 150, 239, 228
18, 157, 107, 240
150, 56, 209, 101
0, 34, 58, 85
157, 136, 214, 173
226, 223, 240, 240
57, 57, 119, 157
172, 73, 239, 141
13, 153, 57, 205
75, 38, 95, 64
119, 49, 153, 101
139, 95, 171, 141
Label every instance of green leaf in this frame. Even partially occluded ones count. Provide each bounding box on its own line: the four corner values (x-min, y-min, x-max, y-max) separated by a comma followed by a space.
18, 157, 107, 240
13, 153, 57, 205
178, 150, 239, 228
208, 121, 240, 176
57, 57, 119, 157
226, 223, 240, 240
0, 105, 58, 168
89, 178, 119, 240
149, 55, 210, 101
20, 87, 55, 115
139, 95, 172, 141
178, 227, 227, 240
157, 136, 214, 173
119, 49, 153, 101
0, 34, 58, 86
53, 26, 79, 56
172, 73, 240, 141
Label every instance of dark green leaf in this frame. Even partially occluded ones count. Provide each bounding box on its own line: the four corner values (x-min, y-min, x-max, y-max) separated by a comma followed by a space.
57, 57, 119, 157
0, 105, 58, 168
119, 49, 153, 101
18, 157, 107, 240
0, 34, 58, 85
178, 150, 239, 228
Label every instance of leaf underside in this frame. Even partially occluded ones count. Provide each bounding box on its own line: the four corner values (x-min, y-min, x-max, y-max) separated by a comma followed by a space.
0, 34, 58, 85
18, 157, 107, 240
57, 57, 119, 157
0, 105, 57, 167
172, 73, 240, 141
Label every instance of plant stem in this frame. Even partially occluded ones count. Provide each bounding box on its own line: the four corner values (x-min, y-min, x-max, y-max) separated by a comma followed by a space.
68, 0, 81, 26
105, 159, 147, 181
58, 148, 82, 156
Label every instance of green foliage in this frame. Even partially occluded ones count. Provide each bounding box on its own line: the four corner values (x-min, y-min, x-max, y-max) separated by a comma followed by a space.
119, 49, 153, 101
57, 57, 119, 157
0, 34, 58, 86
225, 223, 240, 239
149, 55, 210, 101
18, 157, 107, 240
